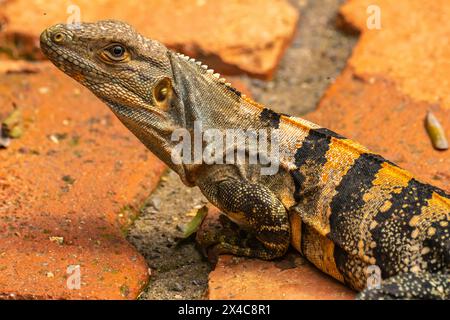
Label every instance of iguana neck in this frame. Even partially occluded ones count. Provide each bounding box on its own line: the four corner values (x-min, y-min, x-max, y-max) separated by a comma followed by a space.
169, 52, 269, 132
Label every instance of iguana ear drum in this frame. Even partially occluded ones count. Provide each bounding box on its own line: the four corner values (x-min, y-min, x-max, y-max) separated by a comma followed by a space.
153, 78, 172, 109
53, 32, 65, 43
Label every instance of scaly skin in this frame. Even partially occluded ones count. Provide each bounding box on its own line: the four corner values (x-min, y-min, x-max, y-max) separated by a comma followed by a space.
40, 20, 450, 299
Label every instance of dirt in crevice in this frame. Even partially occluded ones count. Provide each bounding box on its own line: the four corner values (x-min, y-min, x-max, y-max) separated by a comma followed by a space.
127, 0, 357, 300
128, 170, 210, 300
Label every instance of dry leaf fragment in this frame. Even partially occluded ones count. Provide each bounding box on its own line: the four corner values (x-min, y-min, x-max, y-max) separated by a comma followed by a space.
426, 111, 448, 150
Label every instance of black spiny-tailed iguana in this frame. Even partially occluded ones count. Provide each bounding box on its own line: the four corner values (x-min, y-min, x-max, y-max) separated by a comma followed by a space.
40, 20, 450, 300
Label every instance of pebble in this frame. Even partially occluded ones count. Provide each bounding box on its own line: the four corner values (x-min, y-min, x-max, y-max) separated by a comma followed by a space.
149, 197, 162, 211
38, 87, 50, 94
147, 253, 160, 259
171, 282, 184, 292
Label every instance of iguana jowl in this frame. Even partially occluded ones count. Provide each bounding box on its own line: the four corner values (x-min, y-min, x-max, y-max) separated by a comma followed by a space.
40, 20, 450, 299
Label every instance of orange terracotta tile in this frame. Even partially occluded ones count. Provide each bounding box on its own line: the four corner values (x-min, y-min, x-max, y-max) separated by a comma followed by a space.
0, 63, 165, 299
340, 0, 450, 110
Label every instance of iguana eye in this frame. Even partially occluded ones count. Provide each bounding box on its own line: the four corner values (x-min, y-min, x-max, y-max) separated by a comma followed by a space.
101, 44, 129, 62
154, 78, 172, 105
109, 45, 125, 58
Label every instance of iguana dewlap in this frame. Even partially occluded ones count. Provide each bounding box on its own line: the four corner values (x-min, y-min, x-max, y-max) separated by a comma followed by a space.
40, 20, 450, 300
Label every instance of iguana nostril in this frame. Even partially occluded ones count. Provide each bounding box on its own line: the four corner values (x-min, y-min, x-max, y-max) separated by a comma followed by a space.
40, 27, 68, 46
52, 32, 65, 43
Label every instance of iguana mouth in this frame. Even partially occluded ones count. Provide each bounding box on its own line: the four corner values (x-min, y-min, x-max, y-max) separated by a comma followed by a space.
40, 29, 89, 83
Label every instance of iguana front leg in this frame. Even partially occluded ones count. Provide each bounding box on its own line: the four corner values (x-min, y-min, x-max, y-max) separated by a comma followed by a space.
197, 177, 290, 261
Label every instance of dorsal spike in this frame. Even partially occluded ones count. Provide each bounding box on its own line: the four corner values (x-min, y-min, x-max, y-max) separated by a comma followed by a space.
178, 54, 230, 87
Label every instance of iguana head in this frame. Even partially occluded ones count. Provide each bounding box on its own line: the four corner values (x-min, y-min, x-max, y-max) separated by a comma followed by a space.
40, 20, 247, 185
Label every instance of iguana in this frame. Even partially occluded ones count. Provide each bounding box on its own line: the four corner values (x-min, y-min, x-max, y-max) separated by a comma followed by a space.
40, 20, 450, 300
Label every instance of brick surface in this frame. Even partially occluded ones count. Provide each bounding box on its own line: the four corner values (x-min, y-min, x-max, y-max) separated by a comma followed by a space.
0, 60, 43, 74
0, 0, 298, 79
0, 63, 165, 299
340, 0, 450, 111
209, 256, 355, 300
